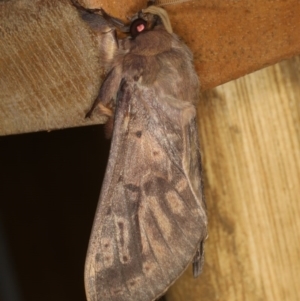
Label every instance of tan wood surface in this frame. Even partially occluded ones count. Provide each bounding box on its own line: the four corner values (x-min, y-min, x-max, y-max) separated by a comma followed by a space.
1, 0, 300, 300
166, 56, 300, 301
1, 0, 300, 135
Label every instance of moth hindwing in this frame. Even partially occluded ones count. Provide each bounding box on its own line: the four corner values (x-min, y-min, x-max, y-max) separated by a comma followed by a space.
73, 3, 208, 301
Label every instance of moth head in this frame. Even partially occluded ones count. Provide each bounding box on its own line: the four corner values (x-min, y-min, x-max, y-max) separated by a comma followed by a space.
129, 6, 173, 38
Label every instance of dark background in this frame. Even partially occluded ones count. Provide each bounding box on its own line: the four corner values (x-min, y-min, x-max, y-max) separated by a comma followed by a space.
0, 125, 110, 301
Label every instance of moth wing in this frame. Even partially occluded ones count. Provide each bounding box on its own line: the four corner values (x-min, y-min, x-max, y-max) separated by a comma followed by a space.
85, 81, 207, 301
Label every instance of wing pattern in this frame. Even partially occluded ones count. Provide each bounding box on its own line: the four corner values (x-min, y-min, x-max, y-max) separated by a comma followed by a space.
85, 81, 206, 301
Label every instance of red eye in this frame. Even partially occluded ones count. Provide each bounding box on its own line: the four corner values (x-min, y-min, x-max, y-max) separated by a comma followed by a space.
130, 18, 147, 38
136, 23, 145, 32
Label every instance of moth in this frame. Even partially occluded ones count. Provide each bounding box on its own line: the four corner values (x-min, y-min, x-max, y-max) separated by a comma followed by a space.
73, 1, 207, 300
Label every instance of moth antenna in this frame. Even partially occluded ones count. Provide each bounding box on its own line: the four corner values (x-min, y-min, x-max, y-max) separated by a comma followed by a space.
100, 8, 130, 32
154, 0, 192, 6
142, 6, 173, 33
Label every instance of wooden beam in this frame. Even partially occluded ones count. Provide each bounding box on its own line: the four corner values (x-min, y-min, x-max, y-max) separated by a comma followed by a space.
0, 0, 300, 135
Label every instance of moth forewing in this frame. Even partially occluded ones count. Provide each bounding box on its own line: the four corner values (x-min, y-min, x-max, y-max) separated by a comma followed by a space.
73, 3, 208, 301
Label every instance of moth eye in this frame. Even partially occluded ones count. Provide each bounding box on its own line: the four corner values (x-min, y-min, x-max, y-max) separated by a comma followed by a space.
130, 18, 147, 38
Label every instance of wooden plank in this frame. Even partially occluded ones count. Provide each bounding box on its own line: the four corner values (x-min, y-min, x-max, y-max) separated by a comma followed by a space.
1, 0, 300, 135
166, 56, 300, 301
0, 0, 106, 135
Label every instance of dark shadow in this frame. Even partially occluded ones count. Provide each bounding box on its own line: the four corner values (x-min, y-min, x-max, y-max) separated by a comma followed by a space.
0, 125, 110, 301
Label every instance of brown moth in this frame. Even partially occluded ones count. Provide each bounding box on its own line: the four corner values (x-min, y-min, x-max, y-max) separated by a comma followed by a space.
72, 1, 207, 300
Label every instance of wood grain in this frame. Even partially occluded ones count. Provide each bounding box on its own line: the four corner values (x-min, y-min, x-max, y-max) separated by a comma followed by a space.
1, 0, 300, 135
0, 0, 107, 135
166, 56, 300, 300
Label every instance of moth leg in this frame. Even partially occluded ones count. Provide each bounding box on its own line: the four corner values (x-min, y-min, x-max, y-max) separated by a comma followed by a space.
72, 0, 128, 34
71, 0, 101, 14
98, 8, 130, 33
71, 0, 112, 33
85, 66, 123, 118
192, 238, 206, 277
